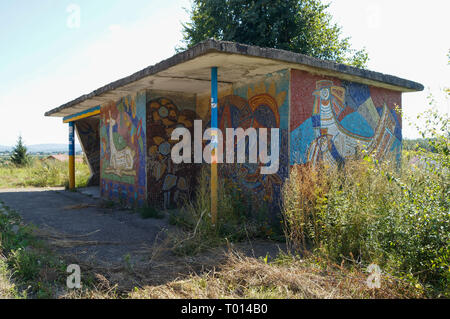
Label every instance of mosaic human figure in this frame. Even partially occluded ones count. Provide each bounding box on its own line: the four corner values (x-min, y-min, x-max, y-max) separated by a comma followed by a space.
307, 80, 396, 167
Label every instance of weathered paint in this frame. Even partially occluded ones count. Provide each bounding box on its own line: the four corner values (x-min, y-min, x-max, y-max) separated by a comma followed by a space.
290, 69, 402, 167
63, 106, 101, 123
91, 67, 402, 214
99, 92, 147, 206
146, 90, 200, 209
197, 69, 290, 213
210, 67, 218, 226
44, 40, 420, 221
68, 121, 75, 190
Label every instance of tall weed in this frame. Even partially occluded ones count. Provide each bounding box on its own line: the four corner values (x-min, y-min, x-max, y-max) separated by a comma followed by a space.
0, 157, 90, 188
170, 166, 271, 255
283, 149, 449, 297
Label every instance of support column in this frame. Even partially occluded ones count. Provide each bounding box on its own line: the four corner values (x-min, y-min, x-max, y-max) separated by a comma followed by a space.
211, 67, 218, 226
69, 121, 75, 190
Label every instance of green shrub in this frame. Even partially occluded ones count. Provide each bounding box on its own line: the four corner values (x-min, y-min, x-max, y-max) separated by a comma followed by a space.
7, 248, 41, 281
283, 140, 449, 298
138, 205, 164, 219
0, 202, 65, 297
282, 103, 450, 297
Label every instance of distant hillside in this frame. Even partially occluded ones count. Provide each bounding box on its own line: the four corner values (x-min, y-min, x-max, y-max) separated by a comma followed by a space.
0, 144, 82, 154
26, 144, 82, 153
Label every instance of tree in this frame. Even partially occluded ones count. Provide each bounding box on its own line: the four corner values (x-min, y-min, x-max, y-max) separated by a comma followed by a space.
180, 0, 369, 68
10, 135, 29, 166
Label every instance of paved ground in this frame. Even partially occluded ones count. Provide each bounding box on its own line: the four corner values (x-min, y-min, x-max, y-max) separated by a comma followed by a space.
0, 187, 285, 291
0, 187, 172, 266
77, 186, 101, 199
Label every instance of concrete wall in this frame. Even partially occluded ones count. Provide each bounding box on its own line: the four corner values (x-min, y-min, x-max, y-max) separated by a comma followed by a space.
290, 69, 402, 167
146, 90, 200, 209
99, 92, 147, 206
75, 117, 100, 186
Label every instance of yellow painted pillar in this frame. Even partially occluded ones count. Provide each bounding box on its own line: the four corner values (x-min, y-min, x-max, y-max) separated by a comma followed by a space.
211, 160, 218, 226
69, 121, 75, 190
211, 67, 218, 226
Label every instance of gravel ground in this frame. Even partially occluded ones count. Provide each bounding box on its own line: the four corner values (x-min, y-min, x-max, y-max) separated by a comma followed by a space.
0, 187, 173, 266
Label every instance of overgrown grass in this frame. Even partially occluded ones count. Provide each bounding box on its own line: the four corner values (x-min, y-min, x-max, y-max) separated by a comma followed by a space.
0, 197, 430, 299
0, 255, 17, 298
0, 157, 90, 189
128, 252, 423, 299
137, 205, 164, 219
282, 154, 449, 298
168, 167, 276, 255
0, 201, 68, 298
283, 105, 449, 298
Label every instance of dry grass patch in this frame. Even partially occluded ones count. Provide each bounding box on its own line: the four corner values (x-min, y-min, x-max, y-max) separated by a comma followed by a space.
129, 252, 424, 299
0, 258, 17, 298
33, 227, 120, 248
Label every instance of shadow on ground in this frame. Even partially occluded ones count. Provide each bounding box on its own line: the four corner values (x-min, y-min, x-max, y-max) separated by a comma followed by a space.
0, 188, 285, 293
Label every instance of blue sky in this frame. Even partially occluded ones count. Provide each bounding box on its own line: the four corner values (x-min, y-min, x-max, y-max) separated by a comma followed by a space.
0, 0, 448, 146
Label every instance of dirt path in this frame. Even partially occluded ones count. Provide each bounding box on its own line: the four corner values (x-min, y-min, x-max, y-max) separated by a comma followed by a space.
0, 188, 285, 293
0, 188, 172, 266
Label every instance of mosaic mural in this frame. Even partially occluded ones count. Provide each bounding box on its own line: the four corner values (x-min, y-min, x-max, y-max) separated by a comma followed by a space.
95, 68, 402, 212
199, 70, 290, 207
75, 117, 100, 186
100, 92, 146, 206
290, 69, 402, 167
146, 92, 199, 209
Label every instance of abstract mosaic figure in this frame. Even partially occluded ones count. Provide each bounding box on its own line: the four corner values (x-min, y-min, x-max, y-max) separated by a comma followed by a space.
217, 80, 286, 201
307, 80, 397, 167
147, 97, 197, 208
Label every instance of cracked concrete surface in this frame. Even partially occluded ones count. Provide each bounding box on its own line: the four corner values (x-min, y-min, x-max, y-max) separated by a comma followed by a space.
0, 188, 172, 266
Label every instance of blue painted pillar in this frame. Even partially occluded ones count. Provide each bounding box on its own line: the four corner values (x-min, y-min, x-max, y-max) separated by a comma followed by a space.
69, 121, 75, 190
211, 67, 218, 226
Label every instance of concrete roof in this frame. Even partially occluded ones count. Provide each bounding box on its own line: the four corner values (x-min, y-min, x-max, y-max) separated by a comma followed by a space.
45, 39, 424, 118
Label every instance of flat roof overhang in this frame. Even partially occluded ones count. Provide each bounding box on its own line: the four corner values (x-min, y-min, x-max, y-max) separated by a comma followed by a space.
45, 39, 424, 118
